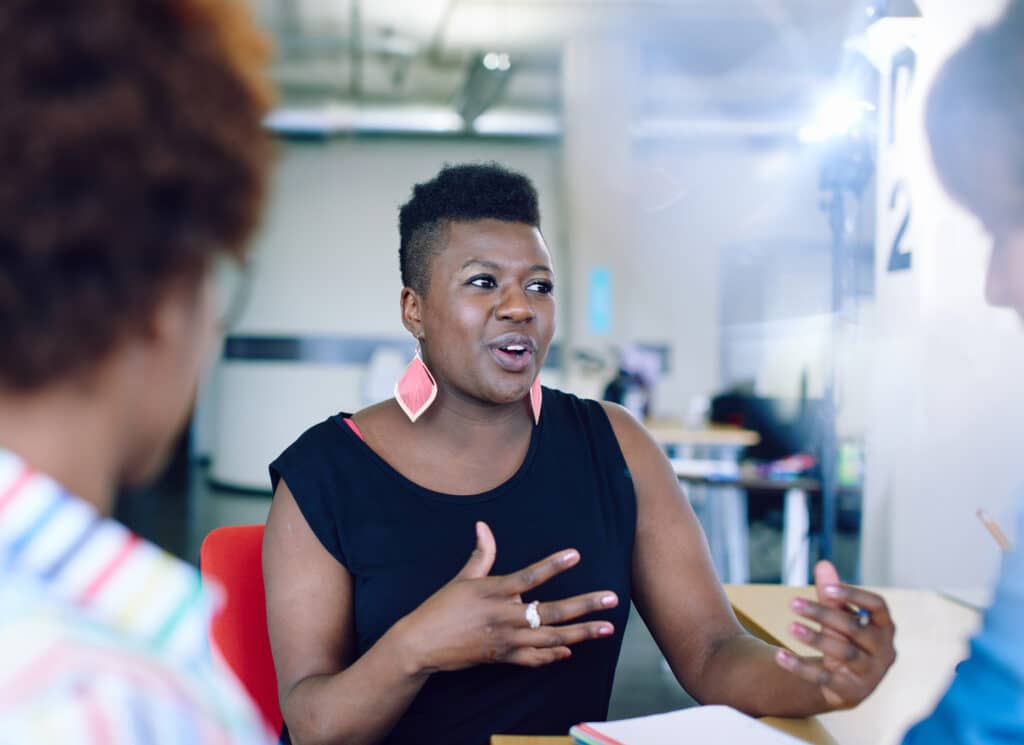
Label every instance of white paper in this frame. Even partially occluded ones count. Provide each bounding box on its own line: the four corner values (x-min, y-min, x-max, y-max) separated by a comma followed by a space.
572, 705, 806, 744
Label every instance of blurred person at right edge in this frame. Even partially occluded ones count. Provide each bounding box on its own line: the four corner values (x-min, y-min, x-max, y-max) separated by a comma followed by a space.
0, 0, 275, 742
904, 2, 1024, 742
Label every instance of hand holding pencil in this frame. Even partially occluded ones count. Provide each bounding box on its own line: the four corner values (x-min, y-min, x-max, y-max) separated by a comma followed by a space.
977, 509, 1012, 551
775, 560, 897, 710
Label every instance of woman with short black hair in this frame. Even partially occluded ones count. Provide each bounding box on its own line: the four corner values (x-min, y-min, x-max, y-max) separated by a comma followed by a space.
265, 162, 897, 745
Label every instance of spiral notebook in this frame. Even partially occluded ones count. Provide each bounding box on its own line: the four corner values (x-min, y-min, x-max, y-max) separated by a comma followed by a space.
570, 705, 805, 745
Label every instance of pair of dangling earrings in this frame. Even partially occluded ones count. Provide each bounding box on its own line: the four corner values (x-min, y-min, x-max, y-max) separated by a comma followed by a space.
394, 348, 542, 425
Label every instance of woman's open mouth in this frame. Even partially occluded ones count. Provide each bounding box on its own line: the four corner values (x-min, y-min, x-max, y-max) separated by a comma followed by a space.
487, 336, 536, 373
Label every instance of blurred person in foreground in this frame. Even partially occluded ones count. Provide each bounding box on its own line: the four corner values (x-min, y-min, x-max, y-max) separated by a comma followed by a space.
903, 2, 1024, 743
0, 0, 275, 741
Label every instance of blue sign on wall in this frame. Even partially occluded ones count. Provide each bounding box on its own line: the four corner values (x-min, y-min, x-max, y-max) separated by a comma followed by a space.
588, 266, 613, 336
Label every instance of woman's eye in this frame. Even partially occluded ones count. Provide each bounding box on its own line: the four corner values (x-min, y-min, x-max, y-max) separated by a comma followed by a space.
468, 275, 497, 289
527, 280, 554, 294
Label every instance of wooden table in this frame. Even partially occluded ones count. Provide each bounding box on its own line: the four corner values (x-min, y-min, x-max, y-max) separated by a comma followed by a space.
726, 584, 981, 745
675, 474, 824, 585
645, 424, 761, 449
493, 585, 981, 745
647, 424, 759, 583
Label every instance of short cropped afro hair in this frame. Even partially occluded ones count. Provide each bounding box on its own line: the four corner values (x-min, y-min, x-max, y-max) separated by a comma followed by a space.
398, 162, 541, 294
0, 0, 274, 390
927, 1, 1024, 207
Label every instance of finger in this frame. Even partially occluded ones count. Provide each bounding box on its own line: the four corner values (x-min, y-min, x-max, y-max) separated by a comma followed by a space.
774, 650, 863, 701
506, 591, 618, 626
789, 622, 873, 675
509, 621, 615, 649
810, 562, 851, 648
820, 585, 894, 629
791, 598, 882, 654
455, 521, 496, 580
814, 560, 843, 608
502, 646, 572, 668
495, 548, 580, 595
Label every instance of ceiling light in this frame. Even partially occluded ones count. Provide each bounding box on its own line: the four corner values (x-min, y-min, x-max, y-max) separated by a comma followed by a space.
454, 53, 513, 128
482, 52, 511, 72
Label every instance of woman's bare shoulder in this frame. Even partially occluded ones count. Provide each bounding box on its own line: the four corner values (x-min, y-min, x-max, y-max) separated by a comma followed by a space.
351, 399, 400, 426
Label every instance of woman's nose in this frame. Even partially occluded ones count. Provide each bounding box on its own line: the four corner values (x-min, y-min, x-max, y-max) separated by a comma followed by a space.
985, 242, 1013, 309
495, 286, 534, 322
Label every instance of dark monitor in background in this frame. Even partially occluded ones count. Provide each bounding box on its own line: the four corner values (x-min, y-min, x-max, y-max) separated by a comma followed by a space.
711, 392, 824, 465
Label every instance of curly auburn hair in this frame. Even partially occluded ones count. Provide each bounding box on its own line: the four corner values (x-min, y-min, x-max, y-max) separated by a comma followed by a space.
0, 0, 274, 389
398, 163, 541, 294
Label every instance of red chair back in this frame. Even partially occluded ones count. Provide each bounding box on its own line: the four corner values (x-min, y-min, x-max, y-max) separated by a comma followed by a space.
200, 524, 283, 735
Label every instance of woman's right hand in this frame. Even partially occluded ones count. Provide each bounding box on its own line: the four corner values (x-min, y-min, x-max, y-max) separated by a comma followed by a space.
392, 521, 619, 674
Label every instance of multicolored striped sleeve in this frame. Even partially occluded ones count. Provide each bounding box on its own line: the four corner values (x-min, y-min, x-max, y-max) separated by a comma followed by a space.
0, 619, 273, 744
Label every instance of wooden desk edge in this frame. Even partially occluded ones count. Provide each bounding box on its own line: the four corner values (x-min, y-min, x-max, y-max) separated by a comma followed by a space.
647, 425, 761, 447
732, 605, 787, 647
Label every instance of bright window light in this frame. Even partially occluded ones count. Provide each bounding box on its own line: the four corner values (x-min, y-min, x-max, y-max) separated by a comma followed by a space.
799, 93, 875, 143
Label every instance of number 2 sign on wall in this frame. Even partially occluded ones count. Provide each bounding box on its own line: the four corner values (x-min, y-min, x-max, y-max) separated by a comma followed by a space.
884, 46, 916, 273
887, 180, 912, 272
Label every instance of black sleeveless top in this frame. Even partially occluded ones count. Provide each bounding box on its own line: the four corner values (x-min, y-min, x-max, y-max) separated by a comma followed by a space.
269, 387, 637, 745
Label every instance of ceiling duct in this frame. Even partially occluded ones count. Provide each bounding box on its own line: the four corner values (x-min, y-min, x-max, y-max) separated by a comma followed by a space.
453, 52, 513, 129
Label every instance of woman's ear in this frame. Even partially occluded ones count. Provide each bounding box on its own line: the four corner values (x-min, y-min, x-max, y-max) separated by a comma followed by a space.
400, 286, 424, 339
138, 277, 210, 352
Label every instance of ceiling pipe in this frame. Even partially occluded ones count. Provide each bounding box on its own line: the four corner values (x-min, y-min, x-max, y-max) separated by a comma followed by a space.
264, 103, 805, 142
350, 0, 363, 99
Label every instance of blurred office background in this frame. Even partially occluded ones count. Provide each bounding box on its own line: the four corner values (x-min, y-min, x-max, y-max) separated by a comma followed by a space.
116, 0, 1024, 717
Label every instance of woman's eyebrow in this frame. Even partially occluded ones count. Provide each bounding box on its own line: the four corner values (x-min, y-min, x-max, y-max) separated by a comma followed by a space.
460, 258, 500, 271
459, 258, 552, 274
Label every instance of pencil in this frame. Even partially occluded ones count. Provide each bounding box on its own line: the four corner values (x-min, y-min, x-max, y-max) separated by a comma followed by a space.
976, 508, 1012, 551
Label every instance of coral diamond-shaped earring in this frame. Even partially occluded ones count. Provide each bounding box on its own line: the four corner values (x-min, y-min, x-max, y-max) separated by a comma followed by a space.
530, 377, 542, 425
395, 349, 437, 423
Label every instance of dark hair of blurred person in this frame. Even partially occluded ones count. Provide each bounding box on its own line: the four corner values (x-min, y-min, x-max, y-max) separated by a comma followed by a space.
0, 0, 272, 490
926, 0, 1024, 319
0, 0, 276, 741
903, 4, 1024, 744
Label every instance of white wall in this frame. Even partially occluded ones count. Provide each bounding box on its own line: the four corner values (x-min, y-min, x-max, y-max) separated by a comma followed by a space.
862, 0, 1024, 589
631, 141, 842, 415
240, 138, 566, 336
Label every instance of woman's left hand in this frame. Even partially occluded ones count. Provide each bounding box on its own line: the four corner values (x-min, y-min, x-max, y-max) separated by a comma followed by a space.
774, 561, 897, 710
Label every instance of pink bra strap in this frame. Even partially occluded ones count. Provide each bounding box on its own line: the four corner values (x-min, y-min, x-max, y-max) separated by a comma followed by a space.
344, 417, 366, 442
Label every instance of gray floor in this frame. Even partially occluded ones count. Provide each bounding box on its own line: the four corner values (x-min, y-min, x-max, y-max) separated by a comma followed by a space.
609, 605, 698, 718
128, 464, 859, 721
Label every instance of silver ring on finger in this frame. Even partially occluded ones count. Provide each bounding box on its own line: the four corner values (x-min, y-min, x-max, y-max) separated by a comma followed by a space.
524, 600, 541, 629
856, 608, 871, 628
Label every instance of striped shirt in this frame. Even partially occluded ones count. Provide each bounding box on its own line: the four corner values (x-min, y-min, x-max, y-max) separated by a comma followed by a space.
0, 449, 273, 744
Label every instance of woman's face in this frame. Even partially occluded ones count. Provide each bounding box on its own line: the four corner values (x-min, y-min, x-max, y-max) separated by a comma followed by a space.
983, 228, 1024, 321
960, 179, 1024, 322
121, 272, 220, 486
947, 152, 1024, 322
410, 218, 555, 407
